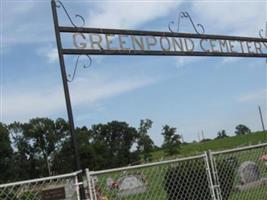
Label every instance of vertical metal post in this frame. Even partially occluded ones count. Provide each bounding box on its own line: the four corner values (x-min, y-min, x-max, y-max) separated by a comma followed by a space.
51, 0, 81, 171
204, 152, 217, 200
207, 151, 222, 200
91, 174, 97, 200
258, 105, 266, 142
201, 130, 205, 141
74, 175, 81, 200
258, 105, 266, 132
85, 169, 94, 200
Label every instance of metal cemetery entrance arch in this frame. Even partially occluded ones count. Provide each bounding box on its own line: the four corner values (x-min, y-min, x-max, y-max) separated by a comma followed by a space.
51, 0, 267, 171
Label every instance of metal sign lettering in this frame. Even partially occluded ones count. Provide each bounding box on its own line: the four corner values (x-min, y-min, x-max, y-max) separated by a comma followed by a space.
52, 0, 267, 59
70, 32, 267, 57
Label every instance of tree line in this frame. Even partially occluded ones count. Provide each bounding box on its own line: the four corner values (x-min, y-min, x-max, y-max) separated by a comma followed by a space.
0, 118, 181, 183
215, 124, 251, 139
0, 117, 252, 183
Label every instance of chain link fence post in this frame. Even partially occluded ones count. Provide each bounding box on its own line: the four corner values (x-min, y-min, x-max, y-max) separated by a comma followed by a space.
208, 150, 223, 200
204, 151, 217, 200
85, 168, 95, 200
74, 175, 81, 200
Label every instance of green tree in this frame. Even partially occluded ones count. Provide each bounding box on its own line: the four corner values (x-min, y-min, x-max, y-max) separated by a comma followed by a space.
0, 123, 13, 183
216, 130, 228, 139
10, 118, 68, 177
25, 118, 68, 176
161, 125, 181, 156
52, 138, 74, 174
8, 121, 39, 180
137, 119, 155, 162
52, 126, 98, 173
235, 124, 251, 135
91, 121, 139, 168
53, 121, 139, 172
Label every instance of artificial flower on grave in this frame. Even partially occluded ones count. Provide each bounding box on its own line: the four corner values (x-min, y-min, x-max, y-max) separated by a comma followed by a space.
260, 154, 267, 167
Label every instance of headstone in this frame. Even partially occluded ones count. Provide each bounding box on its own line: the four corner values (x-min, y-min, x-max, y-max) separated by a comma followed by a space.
106, 173, 147, 197
118, 175, 147, 197
238, 161, 261, 185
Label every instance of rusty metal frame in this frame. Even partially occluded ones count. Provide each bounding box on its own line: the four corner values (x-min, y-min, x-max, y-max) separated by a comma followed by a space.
51, 0, 81, 172
60, 26, 267, 58
51, 0, 267, 174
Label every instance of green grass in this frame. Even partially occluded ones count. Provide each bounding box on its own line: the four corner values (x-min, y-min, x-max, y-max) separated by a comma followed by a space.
95, 157, 207, 200
95, 132, 267, 200
215, 146, 267, 200
96, 148, 267, 200
151, 131, 267, 161
229, 186, 267, 200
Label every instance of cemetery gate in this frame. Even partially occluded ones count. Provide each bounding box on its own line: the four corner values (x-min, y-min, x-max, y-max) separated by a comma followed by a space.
2, 1, 266, 200
50, 0, 267, 173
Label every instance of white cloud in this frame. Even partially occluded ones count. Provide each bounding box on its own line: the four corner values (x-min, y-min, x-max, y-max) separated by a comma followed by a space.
192, 1, 265, 36
70, 75, 157, 105
190, 1, 266, 67
46, 48, 58, 63
87, 1, 181, 29
237, 89, 267, 103
3, 1, 182, 47
37, 45, 58, 63
3, 1, 53, 45
2, 74, 158, 122
175, 57, 206, 67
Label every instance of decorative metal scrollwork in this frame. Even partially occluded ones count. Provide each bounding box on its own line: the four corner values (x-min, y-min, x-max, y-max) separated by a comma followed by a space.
259, 28, 265, 39
55, 0, 85, 28
55, 0, 91, 82
67, 55, 92, 82
169, 11, 205, 34
258, 28, 267, 63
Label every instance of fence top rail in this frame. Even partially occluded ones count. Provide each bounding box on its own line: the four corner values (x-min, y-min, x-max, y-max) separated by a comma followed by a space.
0, 170, 82, 188
89, 154, 206, 176
211, 142, 267, 155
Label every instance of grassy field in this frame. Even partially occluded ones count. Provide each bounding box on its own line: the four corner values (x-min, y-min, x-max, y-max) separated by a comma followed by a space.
151, 131, 267, 161
95, 145, 267, 200
93, 131, 267, 200
94, 156, 208, 200
229, 186, 267, 200
216, 146, 267, 200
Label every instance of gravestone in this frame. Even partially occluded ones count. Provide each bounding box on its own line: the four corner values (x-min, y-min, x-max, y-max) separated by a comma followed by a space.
238, 161, 261, 185
117, 174, 147, 197
106, 173, 147, 197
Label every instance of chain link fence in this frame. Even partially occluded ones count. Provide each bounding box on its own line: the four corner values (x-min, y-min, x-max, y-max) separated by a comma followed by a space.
85, 143, 267, 200
211, 143, 267, 200
0, 171, 82, 200
1, 143, 267, 200
85, 154, 215, 200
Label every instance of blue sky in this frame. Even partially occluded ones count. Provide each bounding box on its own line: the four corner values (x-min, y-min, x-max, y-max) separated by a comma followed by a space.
1, 0, 267, 145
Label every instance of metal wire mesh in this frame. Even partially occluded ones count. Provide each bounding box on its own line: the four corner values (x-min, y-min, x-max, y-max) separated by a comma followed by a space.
0, 173, 80, 200
2, 143, 267, 200
211, 143, 267, 200
87, 155, 214, 200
